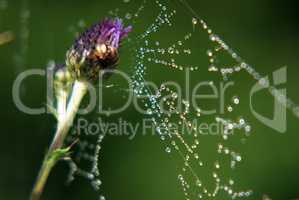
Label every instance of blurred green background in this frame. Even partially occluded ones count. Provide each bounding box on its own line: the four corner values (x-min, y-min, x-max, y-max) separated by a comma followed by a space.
1, 0, 299, 200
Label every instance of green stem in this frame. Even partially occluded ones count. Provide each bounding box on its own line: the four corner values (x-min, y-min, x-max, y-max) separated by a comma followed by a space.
30, 80, 88, 200
30, 154, 55, 200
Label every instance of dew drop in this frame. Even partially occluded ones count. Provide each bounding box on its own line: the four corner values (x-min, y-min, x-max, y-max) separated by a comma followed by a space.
233, 96, 240, 105
192, 18, 198, 25
125, 13, 132, 19
165, 146, 171, 153
146, 108, 153, 115
99, 195, 106, 200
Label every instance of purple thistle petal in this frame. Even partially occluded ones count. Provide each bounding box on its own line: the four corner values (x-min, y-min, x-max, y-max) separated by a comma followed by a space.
74, 18, 132, 51
67, 18, 132, 81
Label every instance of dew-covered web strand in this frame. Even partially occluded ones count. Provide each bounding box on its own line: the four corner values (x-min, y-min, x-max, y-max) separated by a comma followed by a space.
64, 130, 106, 200
175, 0, 299, 119
128, 1, 253, 199
14, 0, 30, 73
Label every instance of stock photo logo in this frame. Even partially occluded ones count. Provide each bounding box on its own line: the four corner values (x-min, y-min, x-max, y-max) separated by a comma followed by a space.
250, 67, 287, 133
13, 66, 288, 134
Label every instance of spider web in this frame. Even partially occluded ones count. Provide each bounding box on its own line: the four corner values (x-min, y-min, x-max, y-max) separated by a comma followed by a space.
61, 0, 297, 200
121, 1, 251, 199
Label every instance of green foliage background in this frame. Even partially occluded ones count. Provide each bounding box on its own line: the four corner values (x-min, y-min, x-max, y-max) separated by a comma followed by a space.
1, 0, 299, 199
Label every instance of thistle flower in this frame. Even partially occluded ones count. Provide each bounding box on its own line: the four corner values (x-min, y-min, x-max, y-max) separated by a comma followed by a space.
31, 19, 132, 200
66, 18, 132, 82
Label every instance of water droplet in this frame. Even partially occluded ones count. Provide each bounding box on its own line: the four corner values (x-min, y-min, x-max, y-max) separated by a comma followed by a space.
196, 180, 202, 187
168, 47, 174, 54
99, 195, 106, 200
245, 125, 251, 132
207, 50, 213, 57
192, 18, 198, 25
215, 161, 220, 169
236, 155, 242, 162
125, 13, 132, 19
172, 92, 178, 99
239, 118, 245, 125
146, 108, 153, 115
233, 96, 240, 105
227, 123, 234, 130
165, 147, 171, 153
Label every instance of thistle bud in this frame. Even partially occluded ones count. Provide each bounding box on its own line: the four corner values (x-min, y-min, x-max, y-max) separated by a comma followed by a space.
66, 18, 132, 82
54, 64, 72, 83
54, 63, 72, 94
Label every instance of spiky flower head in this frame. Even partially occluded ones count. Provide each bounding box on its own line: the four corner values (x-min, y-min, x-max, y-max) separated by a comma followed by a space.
66, 18, 132, 82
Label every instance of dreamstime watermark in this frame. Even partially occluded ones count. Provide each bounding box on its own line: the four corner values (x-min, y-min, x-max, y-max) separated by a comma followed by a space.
12, 66, 288, 133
